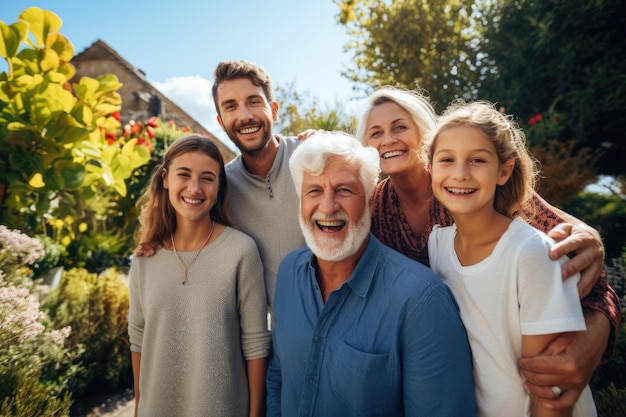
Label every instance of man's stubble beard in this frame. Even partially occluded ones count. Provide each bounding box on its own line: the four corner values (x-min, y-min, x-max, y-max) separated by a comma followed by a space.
228, 124, 274, 158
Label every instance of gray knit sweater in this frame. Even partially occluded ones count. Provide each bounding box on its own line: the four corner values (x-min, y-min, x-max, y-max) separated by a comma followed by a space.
225, 136, 305, 307
128, 227, 271, 417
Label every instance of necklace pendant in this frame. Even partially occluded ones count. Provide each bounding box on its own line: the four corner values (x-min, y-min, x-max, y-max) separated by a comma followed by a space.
171, 221, 214, 287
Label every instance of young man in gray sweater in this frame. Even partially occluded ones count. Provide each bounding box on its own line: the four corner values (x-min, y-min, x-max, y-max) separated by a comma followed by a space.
212, 60, 305, 311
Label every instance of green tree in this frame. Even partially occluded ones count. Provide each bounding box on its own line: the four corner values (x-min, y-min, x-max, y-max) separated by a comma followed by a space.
479, 0, 626, 177
335, 0, 482, 110
275, 82, 355, 135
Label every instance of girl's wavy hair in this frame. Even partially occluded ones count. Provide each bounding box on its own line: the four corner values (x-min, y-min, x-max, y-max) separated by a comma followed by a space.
424, 100, 539, 218
135, 134, 231, 246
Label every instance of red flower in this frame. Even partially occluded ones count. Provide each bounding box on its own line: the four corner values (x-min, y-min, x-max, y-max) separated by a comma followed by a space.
111, 111, 121, 121
168, 120, 176, 127
182, 126, 190, 132
146, 116, 159, 128
137, 137, 153, 152
528, 114, 543, 125
130, 122, 144, 136
146, 127, 155, 139
105, 131, 116, 145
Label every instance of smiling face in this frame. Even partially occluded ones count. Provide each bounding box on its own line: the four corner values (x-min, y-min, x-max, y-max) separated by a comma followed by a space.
364, 101, 424, 176
163, 151, 221, 225
216, 77, 279, 155
298, 156, 371, 262
429, 126, 513, 218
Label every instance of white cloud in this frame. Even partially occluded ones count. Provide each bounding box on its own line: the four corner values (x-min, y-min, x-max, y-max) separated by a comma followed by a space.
152, 76, 236, 152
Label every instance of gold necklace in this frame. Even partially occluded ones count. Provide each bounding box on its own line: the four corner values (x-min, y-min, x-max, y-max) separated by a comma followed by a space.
171, 220, 215, 285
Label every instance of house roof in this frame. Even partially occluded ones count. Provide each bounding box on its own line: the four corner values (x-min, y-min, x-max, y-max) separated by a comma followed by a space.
72, 39, 236, 161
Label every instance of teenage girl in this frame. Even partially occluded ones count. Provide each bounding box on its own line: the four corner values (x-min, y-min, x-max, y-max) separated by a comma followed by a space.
425, 101, 596, 417
128, 135, 271, 417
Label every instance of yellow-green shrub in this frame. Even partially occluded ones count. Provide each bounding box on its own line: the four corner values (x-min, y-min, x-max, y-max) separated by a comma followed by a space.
41, 267, 131, 397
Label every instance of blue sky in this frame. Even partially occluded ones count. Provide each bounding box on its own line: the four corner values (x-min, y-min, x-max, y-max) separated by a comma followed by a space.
1, 1, 359, 148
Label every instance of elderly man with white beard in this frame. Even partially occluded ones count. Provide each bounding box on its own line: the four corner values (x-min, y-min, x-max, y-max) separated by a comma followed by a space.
265, 131, 477, 417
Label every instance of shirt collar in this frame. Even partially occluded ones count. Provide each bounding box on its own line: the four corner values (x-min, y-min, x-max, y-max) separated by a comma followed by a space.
306, 232, 383, 298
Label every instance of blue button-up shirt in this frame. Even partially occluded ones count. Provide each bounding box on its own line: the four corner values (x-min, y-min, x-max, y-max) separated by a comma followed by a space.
267, 234, 476, 417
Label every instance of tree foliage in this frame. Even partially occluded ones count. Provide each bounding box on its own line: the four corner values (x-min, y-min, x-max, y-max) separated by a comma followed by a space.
335, 0, 483, 111
523, 107, 599, 206
473, 0, 626, 176
335, 0, 626, 178
275, 82, 356, 136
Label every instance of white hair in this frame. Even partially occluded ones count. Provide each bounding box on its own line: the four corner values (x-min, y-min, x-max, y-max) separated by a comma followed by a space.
355, 86, 437, 145
289, 131, 380, 199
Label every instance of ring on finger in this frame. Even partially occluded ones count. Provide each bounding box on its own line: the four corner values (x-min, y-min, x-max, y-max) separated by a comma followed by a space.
551, 385, 563, 398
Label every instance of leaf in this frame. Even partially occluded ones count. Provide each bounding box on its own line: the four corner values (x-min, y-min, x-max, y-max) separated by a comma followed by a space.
15, 48, 40, 74
113, 178, 127, 196
0, 80, 9, 101
0, 21, 28, 59
128, 144, 151, 167
57, 61, 76, 80
101, 144, 117, 165
73, 77, 100, 100
47, 70, 68, 84
39, 47, 60, 72
32, 82, 76, 120
12, 74, 35, 90
45, 112, 90, 145
70, 102, 94, 126
121, 139, 151, 170
10, 147, 44, 174
95, 74, 123, 92
28, 172, 45, 188
47, 32, 74, 62
18, 7, 62, 48
47, 158, 85, 190
112, 154, 132, 179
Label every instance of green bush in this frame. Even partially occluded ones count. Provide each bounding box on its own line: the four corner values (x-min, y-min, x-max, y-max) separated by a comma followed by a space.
0, 372, 72, 417
41, 267, 131, 398
561, 192, 626, 259
593, 383, 626, 417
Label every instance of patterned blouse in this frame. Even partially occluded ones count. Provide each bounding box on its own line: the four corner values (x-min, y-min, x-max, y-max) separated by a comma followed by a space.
371, 177, 621, 361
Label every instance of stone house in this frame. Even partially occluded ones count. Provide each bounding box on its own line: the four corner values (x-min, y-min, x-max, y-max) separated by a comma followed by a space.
71, 39, 235, 161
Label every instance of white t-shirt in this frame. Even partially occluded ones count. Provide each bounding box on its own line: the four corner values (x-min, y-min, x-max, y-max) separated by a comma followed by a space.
428, 217, 596, 417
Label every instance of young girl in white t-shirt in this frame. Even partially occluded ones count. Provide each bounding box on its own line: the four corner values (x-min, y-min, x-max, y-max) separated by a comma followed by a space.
424, 100, 596, 417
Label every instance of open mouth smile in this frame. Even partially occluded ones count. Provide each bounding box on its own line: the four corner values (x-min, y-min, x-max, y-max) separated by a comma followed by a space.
238, 126, 261, 134
182, 196, 204, 205
381, 150, 406, 159
445, 187, 476, 195
316, 219, 346, 232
